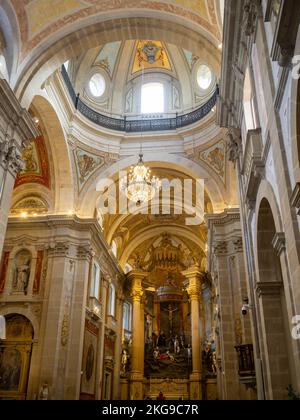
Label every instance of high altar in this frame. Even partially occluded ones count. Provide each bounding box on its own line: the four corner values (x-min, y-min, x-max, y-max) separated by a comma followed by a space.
120, 233, 218, 400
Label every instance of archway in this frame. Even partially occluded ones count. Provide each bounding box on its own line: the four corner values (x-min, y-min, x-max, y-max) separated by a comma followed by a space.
290, 26, 300, 183
256, 198, 292, 400
0, 314, 34, 400
13, 15, 220, 108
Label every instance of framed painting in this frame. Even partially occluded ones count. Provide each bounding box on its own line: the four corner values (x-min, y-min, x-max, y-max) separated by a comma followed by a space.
80, 321, 98, 399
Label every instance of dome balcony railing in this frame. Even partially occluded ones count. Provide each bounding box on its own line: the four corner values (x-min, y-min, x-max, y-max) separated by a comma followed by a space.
61, 65, 218, 133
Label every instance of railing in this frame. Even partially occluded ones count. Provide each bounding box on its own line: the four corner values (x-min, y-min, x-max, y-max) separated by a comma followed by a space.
235, 344, 256, 377
61, 65, 218, 133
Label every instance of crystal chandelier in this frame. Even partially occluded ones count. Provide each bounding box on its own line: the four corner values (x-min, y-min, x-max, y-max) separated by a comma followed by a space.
120, 154, 161, 206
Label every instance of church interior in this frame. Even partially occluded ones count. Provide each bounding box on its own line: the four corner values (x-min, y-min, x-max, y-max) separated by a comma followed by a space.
0, 0, 300, 400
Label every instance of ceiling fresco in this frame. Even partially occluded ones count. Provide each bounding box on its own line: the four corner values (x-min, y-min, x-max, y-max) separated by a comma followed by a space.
14, 134, 51, 189
132, 41, 172, 74
10, 0, 221, 59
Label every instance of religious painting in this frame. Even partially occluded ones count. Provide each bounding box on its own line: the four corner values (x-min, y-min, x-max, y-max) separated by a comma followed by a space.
132, 41, 172, 73
15, 135, 50, 189
0, 348, 22, 391
80, 320, 98, 399
0, 315, 34, 400
199, 141, 226, 183
75, 149, 104, 189
144, 300, 191, 379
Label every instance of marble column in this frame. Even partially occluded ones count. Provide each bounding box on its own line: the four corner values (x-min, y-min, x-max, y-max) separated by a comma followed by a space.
182, 265, 203, 400
0, 79, 39, 256
127, 270, 147, 400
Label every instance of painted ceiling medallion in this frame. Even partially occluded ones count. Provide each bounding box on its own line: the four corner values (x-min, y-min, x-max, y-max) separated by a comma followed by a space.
75, 149, 105, 188
199, 141, 226, 183
132, 41, 171, 73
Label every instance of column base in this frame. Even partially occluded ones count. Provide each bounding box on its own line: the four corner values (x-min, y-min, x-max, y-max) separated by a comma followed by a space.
130, 372, 144, 400
120, 379, 130, 400
189, 372, 202, 400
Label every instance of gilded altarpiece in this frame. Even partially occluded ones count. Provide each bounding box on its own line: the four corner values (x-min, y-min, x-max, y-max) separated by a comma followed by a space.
0, 315, 34, 400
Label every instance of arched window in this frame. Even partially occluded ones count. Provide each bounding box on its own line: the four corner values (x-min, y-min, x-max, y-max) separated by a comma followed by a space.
122, 301, 132, 332
89, 73, 106, 98
90, 262, 100, 299
111, 240, 117, 258
0, 55, 9, 81
108, 283, 116, 317
141, 82, 164, 114
243, 67, 256, 131
197, 65, 212, 90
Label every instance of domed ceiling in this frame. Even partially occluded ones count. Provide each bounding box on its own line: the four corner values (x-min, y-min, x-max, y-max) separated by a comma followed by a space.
68, 39, 217, 117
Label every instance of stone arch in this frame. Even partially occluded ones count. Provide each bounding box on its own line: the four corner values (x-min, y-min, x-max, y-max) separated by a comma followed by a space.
254, 179, 283, 240
30, 95, 75, 214
78, 153, 225, 218
254, 194, 292, 400
0, 308, 35, 339
119, 225, 205, 269
290, 26, 300, 183
0, 308, 39, 339
14, 15, 220, 108
0, 1, 20, 82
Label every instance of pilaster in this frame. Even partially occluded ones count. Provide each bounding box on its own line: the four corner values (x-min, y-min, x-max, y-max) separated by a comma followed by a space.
127, 270, 147, 400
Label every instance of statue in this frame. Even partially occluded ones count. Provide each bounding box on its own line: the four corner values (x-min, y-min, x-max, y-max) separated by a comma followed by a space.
14, 258, 31, 294
153, 347, 160, 361
39, 382, 49, 400
212, 351, 217, 374
163, 304, 178, 335
186, 344, 192, 365
121, 349, 129, 375
173, 336, 180, 354
157, 331, 166, 347
145, 312, 154, 340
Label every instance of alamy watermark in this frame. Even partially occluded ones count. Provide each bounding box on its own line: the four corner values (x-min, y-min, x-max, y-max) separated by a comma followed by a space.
292, 316, 300, 340
96, 173, 205, 226
292, 55, 300, 80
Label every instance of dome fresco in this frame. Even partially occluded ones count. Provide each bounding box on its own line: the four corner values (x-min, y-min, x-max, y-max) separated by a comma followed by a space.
69, 40, 216, 117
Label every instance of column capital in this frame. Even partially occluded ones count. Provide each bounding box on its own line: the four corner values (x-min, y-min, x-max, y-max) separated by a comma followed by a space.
182, 266, 203, 300
127, 269, 149, 283
272, 232, 286, 256
182, 265, 202, 280
256, 281, 282, 297
130, 286, 143, 303
76, 244, 94, 261
47, 241, 70, 258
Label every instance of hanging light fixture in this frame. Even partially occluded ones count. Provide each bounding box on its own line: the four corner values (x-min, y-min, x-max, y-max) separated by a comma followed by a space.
120, 154, 161, 206
120, 51, 161, 206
